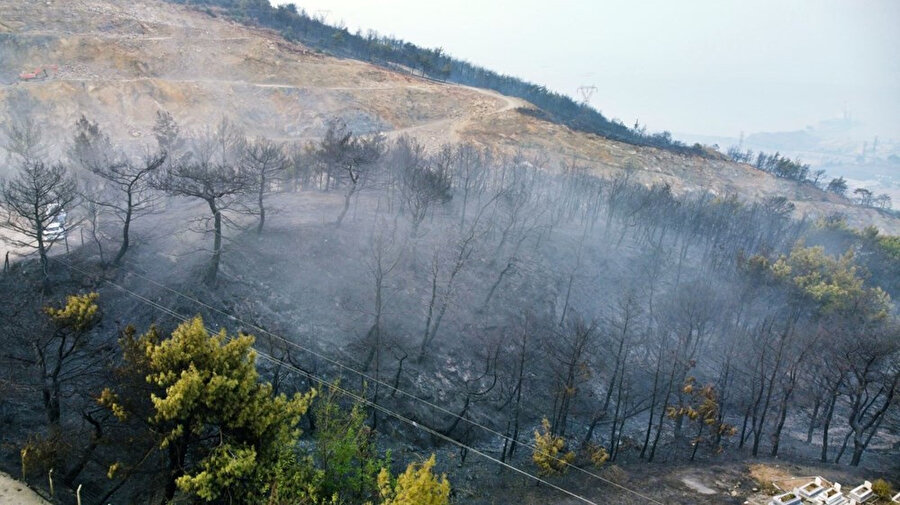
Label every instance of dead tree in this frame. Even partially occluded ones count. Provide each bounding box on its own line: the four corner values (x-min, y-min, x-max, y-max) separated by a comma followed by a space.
558, 222, 589, 326
747, 319, 791, 457
499, 317, 541, 462
583, 291, 641, 449
548, 316, 597, 437
154, 159, 251, 285
769, 331, 812, 457
362, 219, 405, 372
242, 137, 287, 234
70, 115, 166, 265
491, 164, 537, 256
80, 180, 111, 265
418, 221, 481, 362
315, 119, 384, 226
452, 143, 488, 231
442, 344, 499, 466
394, 137, 453, 235
818, 367, 846, 462
2, 116, 47, 166
417, 191, 502, 362
835, 324, 900, 466
1, 161, 78, 277
482, 172, 546, 308
643, 285, 717, 461
640, 327, 666, 459
152, 121, 251, 285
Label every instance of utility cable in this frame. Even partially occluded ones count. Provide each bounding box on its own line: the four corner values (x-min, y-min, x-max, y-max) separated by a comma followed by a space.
50, 256, 667, 505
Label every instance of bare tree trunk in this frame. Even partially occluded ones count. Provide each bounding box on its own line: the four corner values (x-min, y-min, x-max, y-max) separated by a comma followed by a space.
63, 412, 102, 486
89, 214, 106, 265
751, 377, 776, 457
649, 357, 678, 462
689, 422, 705, 461
751, 328, 788, 457
256, 172, 266, 235
164, 433, 189, 504
204, 200, 222, 286
508, 332, 527, 459
459, 186, 470, 231
640, 347, 664, 459
714, 361, 733, 448
336, 183, 356, 227
852, 412, 887, 466
390, 350, 407, 397
608, 373, 625, 458
483, 259, 514, 307
35, 341, 62, 434
739, 404, 753, 448
558, 273, 575, 327
770, 369, 799, 457
820, 390, 838, 462
806, 395, 822, 444
559, 225, 587, 326
419, 257, 440, 361
834, 429, 852, 463
770, 393, 791, 457
113, 190, 132, 265
37, 229, 49, 278
362, 324, 378, 372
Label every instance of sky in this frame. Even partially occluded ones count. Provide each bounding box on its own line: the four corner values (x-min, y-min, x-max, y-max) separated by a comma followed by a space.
272, 0, 900, 139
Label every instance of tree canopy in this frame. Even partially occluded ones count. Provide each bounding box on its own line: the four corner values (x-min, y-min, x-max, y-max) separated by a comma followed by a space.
100, 316, 316, 503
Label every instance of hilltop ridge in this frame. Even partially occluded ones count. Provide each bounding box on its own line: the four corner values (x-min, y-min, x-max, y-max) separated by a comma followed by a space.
1, 0, 897, 232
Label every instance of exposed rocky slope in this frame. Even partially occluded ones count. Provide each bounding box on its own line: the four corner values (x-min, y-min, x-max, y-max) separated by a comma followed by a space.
1, 0, 897, 232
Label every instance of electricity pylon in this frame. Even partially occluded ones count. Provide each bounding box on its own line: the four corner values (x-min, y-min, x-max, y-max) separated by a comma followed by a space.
577, 85, 597, 107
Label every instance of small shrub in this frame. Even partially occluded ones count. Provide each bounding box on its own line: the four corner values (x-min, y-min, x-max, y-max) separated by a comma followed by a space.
586, 443, 609, 468
532, 418, 574, 476
20, 434, 70, 478
601, 465, 628, 485
378, 454, 450, 505
872, 478, 893, 500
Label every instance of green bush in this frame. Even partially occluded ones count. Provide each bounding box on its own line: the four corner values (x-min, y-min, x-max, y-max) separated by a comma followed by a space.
872, 478, 894, 500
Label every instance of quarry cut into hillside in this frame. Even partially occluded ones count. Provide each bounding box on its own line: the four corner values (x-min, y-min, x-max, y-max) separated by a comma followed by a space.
1, 0, 897, 233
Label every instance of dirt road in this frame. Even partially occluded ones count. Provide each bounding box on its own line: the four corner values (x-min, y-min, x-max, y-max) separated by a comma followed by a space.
383, 83, 525, 147
11, 73, 524, 148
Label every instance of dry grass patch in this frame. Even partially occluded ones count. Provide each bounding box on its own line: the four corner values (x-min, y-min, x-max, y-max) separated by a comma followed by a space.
748, 464, 791, 495
600, 464, 629, 485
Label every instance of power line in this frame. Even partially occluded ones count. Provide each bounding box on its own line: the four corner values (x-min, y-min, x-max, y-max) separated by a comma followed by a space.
258, 353, 606, 505
51, 256, 667, 505
49, 258, 611, 505
110, 261, 669, 502
110, 259, 669, 504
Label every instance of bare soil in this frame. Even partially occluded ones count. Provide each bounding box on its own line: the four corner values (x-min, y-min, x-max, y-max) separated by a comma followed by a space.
0, 0, 896, 233
0, 472, 48, 505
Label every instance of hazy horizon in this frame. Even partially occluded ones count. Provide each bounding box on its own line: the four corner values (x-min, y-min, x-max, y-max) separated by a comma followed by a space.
275, 0, 900, 141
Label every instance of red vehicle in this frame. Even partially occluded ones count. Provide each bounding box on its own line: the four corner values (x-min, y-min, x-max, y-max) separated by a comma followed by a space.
19, 66, 55, 81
